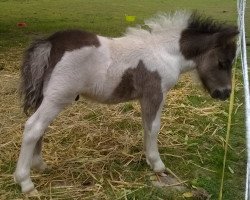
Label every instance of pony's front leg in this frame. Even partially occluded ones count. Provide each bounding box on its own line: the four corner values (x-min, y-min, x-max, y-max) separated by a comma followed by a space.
140, 94, 165, 173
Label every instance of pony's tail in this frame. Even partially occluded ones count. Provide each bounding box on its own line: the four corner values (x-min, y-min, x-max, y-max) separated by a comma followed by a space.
20, 39, 52, 115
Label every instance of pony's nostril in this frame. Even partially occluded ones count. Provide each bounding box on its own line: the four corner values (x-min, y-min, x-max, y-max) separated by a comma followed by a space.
211, 89, 220, 99
211, 89, 231, 100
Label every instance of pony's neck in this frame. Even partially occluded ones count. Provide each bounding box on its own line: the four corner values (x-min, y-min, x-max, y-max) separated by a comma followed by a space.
179, 56, 197, 73
152, 33, 197, 74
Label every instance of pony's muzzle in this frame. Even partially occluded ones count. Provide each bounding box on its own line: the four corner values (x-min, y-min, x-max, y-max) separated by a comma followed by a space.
211, 88, 231, 100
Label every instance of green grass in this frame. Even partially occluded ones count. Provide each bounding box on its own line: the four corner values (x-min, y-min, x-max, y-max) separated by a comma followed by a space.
0, 0, 248, 199
0, 0, 243, 56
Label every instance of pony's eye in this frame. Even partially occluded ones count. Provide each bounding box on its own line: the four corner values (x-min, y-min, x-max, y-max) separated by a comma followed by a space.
218, 59, 232, 70
218, 60, 227, 70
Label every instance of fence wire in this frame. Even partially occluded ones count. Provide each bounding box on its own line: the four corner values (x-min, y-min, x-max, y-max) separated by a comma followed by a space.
237, 0, 250, 199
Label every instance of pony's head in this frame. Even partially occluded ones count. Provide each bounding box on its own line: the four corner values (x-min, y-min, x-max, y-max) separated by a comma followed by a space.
180, 13, 238, 100
197, 28, 238, 100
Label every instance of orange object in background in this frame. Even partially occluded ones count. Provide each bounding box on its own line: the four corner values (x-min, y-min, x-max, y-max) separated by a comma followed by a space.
17, 22, 27, 27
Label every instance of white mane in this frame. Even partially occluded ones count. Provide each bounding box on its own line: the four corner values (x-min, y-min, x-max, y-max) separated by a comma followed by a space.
125, 11, 191, 38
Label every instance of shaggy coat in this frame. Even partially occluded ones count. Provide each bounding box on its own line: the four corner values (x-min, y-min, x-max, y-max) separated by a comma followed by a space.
15, 11, 238, 193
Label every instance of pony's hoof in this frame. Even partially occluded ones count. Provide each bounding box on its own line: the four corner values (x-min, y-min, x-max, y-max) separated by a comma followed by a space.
14, 175, 35, 194
21, 179, 35, 193
151, 172, 186, 191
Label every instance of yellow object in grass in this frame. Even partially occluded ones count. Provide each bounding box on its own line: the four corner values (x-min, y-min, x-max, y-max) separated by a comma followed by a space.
125, 15, 136, 22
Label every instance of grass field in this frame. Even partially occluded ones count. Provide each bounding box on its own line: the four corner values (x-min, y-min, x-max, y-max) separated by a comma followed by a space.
0, 0, 249, 199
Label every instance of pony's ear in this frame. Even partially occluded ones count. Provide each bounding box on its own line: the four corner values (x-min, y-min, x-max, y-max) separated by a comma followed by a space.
215, 26, 239, 46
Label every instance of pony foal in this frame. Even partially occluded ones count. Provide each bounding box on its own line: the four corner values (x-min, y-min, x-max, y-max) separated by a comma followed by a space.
14, 11, 238, 193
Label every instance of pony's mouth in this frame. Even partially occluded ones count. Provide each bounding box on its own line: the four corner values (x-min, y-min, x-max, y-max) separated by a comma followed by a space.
211, 89, 231, 101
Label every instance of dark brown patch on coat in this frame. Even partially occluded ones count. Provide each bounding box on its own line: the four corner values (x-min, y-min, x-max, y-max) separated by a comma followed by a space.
110, 60, 163, 128
20, 29, 100, 114
48, 29, 100, 68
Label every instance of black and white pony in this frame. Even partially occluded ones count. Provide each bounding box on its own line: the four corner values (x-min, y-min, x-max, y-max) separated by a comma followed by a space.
14, 11, 238, 193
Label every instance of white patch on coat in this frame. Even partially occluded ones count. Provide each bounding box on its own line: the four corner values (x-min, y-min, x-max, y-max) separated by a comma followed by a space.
44, 12, 196, 103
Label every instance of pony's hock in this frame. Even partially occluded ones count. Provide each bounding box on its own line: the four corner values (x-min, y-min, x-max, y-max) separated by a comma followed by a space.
14, 11, 238, 193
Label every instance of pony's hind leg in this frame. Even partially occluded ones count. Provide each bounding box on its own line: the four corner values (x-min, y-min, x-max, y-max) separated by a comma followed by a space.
31, 137, 47, 171
14, 97, 69, 193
